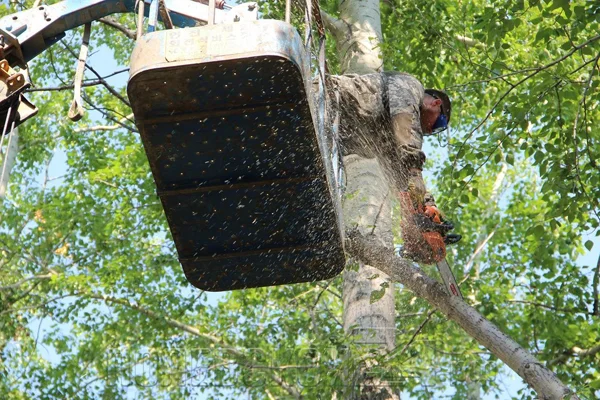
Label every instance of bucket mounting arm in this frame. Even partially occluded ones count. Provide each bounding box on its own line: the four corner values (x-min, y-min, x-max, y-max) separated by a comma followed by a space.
0, 0, 253, 69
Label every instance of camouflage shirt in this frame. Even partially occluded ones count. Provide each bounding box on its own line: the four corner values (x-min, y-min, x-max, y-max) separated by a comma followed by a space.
328, 72, 425, 158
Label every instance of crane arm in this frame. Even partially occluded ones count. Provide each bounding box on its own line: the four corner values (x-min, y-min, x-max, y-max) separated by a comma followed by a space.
0, 0, 230, 68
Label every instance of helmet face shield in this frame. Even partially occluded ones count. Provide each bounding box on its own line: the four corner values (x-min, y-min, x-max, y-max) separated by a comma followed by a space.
424, 89, 451, 136
432, 113, 448, 133
424, 112, 448, 136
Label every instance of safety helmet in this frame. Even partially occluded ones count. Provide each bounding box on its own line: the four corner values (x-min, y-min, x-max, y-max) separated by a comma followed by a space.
424, 89, 451, 123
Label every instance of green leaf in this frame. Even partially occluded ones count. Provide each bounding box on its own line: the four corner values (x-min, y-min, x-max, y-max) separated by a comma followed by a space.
590, 379, 600, 390
370, 288, 386, 304
584, 240, 594, 251
506, 153, 514, 166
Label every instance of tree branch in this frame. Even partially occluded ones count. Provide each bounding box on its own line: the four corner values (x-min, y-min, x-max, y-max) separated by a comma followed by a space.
99, 17, 136, 40
388, 308, 436, 361
452, 34, 600, 173
320, 10, 348, 40
506, 300, 586, 316
27, 68, 130, 94
0, 273, 54, 291
547, 344, 600, 368
593, 252, 599, 317
82, 292, 303, 399
463, 229, 496, 276
74, 113, 135, 133
81, 95, 137, 133
456, 35, 485, 49
345, 230, 579, 400
27, 79, 105, 93
61, 42, 132, 108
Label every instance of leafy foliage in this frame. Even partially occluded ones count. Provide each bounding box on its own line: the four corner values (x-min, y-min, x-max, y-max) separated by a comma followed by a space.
0, 0, 598, 399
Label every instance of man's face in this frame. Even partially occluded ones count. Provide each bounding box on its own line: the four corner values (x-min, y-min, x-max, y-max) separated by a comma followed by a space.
420, 94, 443, 134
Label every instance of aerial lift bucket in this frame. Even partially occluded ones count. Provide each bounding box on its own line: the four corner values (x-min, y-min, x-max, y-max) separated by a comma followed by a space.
127, 20, 345, 291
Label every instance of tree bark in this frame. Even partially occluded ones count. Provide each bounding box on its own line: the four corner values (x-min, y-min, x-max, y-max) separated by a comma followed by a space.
342, 155, 395, 352
346, 230, 580, 400
336, 0, 383, 74
325, 1, 397, 398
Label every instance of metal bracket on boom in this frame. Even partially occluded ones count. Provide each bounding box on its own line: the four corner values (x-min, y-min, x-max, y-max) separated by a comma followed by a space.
0, 58, 37, 130
0, 0, 244, 70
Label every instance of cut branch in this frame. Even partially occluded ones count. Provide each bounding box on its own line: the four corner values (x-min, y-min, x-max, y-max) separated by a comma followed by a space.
345, 230, 579, 400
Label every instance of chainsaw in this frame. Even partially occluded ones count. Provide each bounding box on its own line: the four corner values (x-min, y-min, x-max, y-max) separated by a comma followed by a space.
399, 193, 463, 299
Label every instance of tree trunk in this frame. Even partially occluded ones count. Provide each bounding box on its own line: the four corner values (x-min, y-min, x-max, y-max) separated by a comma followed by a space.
335, 0, 383, 74
342, 155, 395, 352
324, 0, 397, 398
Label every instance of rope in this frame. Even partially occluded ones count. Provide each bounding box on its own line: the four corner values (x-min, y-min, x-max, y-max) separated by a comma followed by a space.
0, 105, 13, 157
0, 103, 17, 195
68, 22, 92, 122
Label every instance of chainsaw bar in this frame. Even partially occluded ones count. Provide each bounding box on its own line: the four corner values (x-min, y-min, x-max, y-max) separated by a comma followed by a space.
436, 258, 462, 299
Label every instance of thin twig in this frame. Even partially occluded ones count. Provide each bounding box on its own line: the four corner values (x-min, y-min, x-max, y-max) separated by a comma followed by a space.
547, 344, 600, 367
593, 252, 599, 316
0, 273, 53, 291
74, 113, 135, 133
316, 282, 341, 299
82, 292, 303, 399
571, 51, 600, 220
313, 280, 333, 308
507, 299, 586, 315
389, 309, 436, 361
27, 79, 104, 93
462, 229, 497, 277
61, 42, 132, 108
451, 34, 600, 179
370, 189, 390, 235
81, 95, 137, 133
99, 17, 136, 40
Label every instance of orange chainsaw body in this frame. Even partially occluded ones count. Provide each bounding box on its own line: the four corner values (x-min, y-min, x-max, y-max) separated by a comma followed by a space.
399, 193, 446, 264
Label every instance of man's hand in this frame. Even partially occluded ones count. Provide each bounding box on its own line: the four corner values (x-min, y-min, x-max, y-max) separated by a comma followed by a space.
413, 213, 454, 235
422, 193, 461, 245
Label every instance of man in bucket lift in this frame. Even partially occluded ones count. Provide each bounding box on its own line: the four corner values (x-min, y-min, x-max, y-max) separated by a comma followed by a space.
329, 72, 461, 263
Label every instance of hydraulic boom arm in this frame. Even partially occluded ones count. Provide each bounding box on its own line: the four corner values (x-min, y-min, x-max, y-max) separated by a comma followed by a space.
0, 0, 230, 68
